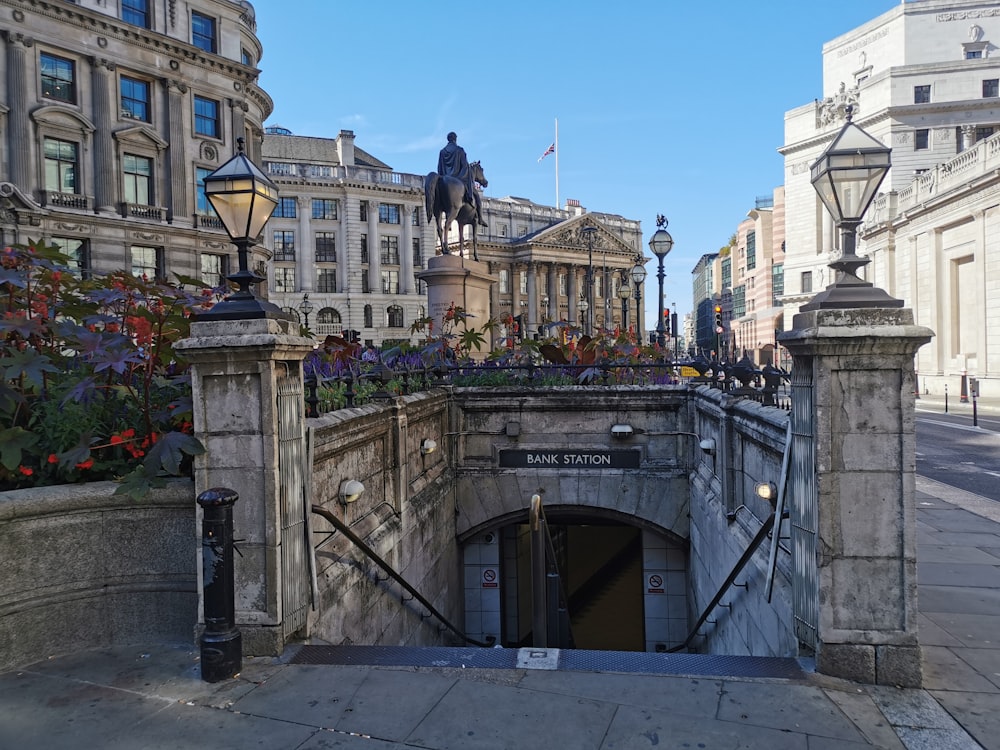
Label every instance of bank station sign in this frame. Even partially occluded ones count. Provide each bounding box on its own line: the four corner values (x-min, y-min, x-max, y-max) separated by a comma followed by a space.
498, 449, 640, 469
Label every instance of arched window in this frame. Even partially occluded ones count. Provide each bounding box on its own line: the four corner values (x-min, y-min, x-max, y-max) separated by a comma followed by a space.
316, 307, 342, 336
364, 304, 373, 328
386, 305, 404, 328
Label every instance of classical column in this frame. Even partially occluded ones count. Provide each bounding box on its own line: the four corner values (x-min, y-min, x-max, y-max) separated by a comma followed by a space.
546, 264, 558, 322
164, 79, 189, 221
401, 205, 415, 294
525, 262, 537, 335
510, 262, 522, 319
4, 32, 33, 191
297, 196, 313, 292
779, 307, 932, 687
90, 58, 117, 214
960, 124, 976, 152
366, 200, 381, 294
568, 267, 578, 326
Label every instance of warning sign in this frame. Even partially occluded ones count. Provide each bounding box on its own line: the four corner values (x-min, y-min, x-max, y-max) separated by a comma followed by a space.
647, 574, 664, 594
482, 568, 498, 588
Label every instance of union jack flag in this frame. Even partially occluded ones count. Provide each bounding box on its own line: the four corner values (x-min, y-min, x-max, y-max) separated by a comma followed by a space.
537, 143, 555, 162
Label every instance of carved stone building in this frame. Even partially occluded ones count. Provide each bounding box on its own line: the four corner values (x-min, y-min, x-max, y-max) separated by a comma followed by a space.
0, 0, 271, 288
780, 0, 1000, 390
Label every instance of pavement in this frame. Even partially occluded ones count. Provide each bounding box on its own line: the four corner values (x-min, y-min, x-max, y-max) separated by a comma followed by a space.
2, 399, 999, 749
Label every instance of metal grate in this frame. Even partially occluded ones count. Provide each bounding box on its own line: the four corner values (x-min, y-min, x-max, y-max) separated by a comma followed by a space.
291, 645, 807, 680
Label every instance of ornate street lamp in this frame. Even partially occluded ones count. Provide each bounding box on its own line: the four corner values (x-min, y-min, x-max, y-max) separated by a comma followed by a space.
648, 214, 674, 347
297, 293, 314, 333
581, 225, 597, 335
618, 274, 631, 331
801, 107, 902, 311
630, 258, 647, 342
198, 137, 285, 321
578, 295, 589, 336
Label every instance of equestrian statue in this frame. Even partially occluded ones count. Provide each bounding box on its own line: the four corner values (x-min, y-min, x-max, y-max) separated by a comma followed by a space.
425, 132, 488, 260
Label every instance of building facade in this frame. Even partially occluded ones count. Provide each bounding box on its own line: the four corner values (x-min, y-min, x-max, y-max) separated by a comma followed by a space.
0, 0, 271, 286
780, 0, 1000, 324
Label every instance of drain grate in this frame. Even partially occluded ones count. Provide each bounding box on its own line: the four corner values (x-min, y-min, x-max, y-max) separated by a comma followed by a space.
291, 645, 806, 680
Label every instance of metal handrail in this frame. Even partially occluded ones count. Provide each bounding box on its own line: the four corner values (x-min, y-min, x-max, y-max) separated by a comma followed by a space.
529, 494, 575, 648
310, 503, 495, 648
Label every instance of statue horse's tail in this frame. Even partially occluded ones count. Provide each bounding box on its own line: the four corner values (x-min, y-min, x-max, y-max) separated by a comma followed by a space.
424, 173, 438, 224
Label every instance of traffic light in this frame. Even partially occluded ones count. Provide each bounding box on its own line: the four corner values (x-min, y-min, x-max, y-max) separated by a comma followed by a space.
714, 305, 723, 334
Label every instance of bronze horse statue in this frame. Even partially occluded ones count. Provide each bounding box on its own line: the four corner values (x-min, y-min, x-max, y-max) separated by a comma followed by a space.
425, 160, 487, 260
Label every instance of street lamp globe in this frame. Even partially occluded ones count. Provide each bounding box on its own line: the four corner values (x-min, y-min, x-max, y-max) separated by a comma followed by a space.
802, 107, 902, 310
297, 293, 314, 332
199, 137, 285, 320
630, 259, 647, 340
648, 215, 674, 348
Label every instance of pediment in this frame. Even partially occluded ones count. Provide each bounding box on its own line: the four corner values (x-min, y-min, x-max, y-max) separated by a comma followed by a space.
529, 216, 633, 255
113, 125, 168, 151
30, 105, 95, 134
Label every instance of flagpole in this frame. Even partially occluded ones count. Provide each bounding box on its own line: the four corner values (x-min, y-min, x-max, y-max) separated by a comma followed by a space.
554, 117, 560, 209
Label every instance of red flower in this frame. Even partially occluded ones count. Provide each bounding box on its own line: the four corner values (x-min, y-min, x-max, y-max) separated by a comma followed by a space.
121, 428, 135, 439
75, 458, 94, 470
47, 454, 59, 464
18, 465, 33, 476
110, 434, 124, 445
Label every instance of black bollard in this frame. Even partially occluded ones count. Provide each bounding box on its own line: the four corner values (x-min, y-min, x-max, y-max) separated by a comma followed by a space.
945, 384, 949, 414
197, 487, 241, 683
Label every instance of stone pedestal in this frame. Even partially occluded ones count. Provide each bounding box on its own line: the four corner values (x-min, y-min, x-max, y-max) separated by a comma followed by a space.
416, 254, 496, 359
175, 317, 314, 656
779, 307, 932, 686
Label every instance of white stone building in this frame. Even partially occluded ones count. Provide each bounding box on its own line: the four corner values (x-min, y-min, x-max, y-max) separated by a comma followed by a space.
0, 0, 271, 286
780, 0, 1000, 395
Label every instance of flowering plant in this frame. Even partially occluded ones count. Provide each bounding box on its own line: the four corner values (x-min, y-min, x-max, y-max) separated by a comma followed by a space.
1, 240, 213, 497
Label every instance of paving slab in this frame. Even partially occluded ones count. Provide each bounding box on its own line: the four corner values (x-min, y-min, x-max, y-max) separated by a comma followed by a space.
930, 690, 1000, 750
918, 562, 1000, 587
919, 584, 1000, 615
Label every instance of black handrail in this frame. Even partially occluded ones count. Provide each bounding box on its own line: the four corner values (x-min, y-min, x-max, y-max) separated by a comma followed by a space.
310, 504, 495, 648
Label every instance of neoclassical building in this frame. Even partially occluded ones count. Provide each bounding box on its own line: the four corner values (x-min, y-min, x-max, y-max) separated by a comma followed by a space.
0, 0, 271, 285
780, 0, 1000, 395
261, 127, 646, 347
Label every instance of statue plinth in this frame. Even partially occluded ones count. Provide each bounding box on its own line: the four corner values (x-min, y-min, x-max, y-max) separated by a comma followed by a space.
416, 255, 496, 361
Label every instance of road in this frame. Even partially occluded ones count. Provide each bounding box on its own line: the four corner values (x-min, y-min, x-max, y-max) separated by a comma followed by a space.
916, 405, 1000, 501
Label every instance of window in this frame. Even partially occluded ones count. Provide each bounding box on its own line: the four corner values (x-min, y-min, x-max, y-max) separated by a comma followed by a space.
131, 245, 162, 280
380, 236, 400, 265
378, 203, 400, 224
914, 85, 931, 104
44, 138, 78, 193
200, 253, 228, 287
41, 53, 75, 104
801, 271, 813, 295
316, 269, 337, 293
315, 232, 336, 262
273, 197, 297, 218
361, 274, 370, 293
360, 233, 369, 264
411, 209, 420, 226
51, 237, 90, 278
241, 48, 253, 66
518, 225, 528, 237
559, 273, 567, 297
308, 165, 332, 178
360, 202, 368, 221
123, 154, 153, 205
122, 0, 149, 27
195, 167, 212, 214
967, 50, 984, 59
273, 231, 295, 261
120, 76, 150, 121
746, 231, 756, 270
312, 198, 337, 220
364, 305, 373, 328
381, 270, 399, 294
772, 263, 784, 304
499, 269, 510, 293
976, 126, 995, 142
267, 162, 296, 176
499, 224, 508, 238
194, 96, 220, 138
915, 129, 929, 150
733, 285, 746, 318
984, 79, 999, 98
191, 11, 216, 53
386, 304, 404, 327
519, 271, 527, 295
273, 267, 295, 293
412, 239, 421, 268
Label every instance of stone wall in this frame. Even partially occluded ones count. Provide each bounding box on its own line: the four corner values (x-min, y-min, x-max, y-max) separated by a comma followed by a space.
0, 480, 196, 672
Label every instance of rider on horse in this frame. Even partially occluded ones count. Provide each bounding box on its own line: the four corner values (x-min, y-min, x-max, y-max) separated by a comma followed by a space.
438, 132, 486, 226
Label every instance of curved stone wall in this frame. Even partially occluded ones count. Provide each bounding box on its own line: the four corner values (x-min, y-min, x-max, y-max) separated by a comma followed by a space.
0, 480, 197, 671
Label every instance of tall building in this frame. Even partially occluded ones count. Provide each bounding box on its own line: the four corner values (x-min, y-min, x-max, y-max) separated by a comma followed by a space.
0, 0, 271, 285
780, 0, 1000, 321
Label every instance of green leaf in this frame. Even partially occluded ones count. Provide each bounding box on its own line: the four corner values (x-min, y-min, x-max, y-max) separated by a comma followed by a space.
0, 427, 39, 470
114, 466, 166, 500
143, 431, 205, 476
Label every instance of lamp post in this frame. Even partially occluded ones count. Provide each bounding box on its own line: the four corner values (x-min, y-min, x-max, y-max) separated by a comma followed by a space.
297, 293, 314, 333
802, 106, 902, 311
581, 225, 597, 335
648, 214, 674, 348
578, 296, 589, 336
198, 137, 284, 320
672, 301, 679, 360
630, 258, 647, 342
618, 274, 631, 331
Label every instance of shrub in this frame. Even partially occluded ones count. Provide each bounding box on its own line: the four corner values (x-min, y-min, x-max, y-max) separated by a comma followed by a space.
1, 240, 214, 497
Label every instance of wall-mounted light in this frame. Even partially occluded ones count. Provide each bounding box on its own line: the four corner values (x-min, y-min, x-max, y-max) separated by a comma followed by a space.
755, 481, 778, 503
610, 424, 633, 439
699, 438, 716, 456
339, 479, 365, 504
420, 438, 437, 456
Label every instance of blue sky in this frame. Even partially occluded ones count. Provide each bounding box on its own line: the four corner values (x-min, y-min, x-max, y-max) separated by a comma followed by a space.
253, 0, 901, 328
